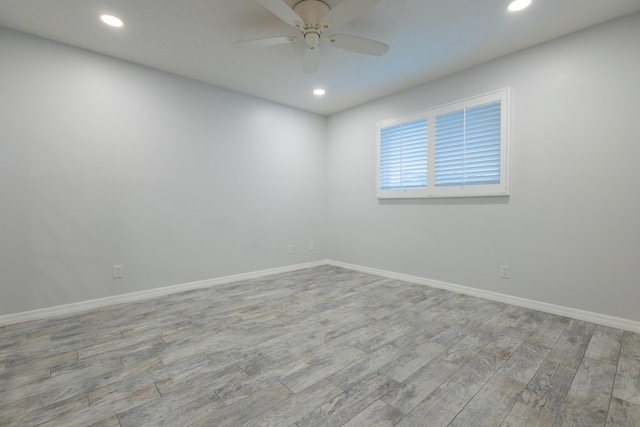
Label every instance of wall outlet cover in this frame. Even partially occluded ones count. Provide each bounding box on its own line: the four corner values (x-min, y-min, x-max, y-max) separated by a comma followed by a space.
500, 265, 510, 279
113, 265, 123, 279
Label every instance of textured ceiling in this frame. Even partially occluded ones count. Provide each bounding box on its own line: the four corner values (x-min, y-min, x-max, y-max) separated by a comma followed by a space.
1, 0, 640, 115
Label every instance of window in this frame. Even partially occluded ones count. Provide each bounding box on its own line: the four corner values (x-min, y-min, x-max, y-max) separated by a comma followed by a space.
377, 89, 510, 198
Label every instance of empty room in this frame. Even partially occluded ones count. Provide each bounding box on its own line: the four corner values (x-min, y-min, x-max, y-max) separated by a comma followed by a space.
1, 0, 640, 426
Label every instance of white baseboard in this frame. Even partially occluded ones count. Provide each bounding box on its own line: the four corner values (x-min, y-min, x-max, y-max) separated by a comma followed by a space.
326, 259, 640, 334
3, 259, 639, 334
0, 260, 326, 327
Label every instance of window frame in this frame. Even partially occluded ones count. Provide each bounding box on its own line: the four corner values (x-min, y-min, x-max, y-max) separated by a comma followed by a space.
376, 88, 510, 199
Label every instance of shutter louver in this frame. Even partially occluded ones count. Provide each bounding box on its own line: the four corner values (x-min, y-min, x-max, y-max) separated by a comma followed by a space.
435, 110, 465, 188
435, 101, 501, 187
379, 119, 427, 190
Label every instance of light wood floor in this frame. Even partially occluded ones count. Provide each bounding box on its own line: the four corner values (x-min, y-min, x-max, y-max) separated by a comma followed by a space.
1, 266, 639, 426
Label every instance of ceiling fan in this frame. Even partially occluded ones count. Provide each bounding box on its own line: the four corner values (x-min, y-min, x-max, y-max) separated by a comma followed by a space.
235, 0, 389, 74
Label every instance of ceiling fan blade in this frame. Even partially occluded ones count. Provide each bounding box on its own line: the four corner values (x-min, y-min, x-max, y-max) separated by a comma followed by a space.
322, 0, 382, 28
326, 34, 389, 56
234, 36, 298, 48
256, 0, 303, 28
303, 46, 320, 74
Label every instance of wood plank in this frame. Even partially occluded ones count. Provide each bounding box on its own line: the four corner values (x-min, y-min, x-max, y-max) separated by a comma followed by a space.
501, 401, 556, 427
21, 394, 90, 427
439, 351, 506, 401
37, 384, 160, 427
606, 397, 640, 427
567, 357, 617, 410
342, 399, 404, 427
378, 340, 447, 382
554, 399, 608, 427
0, 398, 27, 427
88, 416, 121, 427
327, 344, 405, 390
215, 353, 307, 406
297, 372, 399, 427
612, 349, 640, 405
280, 345, 366, 393
483, 326, 529, 360
244, 379, 343, 427
509, 309, 549, 333
526, 315, 571, 348
381, 357, 458, 414
192, 382, 293, 427
545, 320, 596, 369
520, 360, 577, 416
585, 325, 623, 364
351, 323, 415, 353
449, 373, 525, 427
395, 388, 467, 427
613, 332, 640, 405
438, 329, 495, 366
498, 341, 550, 384
135, 396, 225, 427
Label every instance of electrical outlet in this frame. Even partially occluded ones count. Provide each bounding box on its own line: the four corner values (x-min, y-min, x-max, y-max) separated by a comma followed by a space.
309, 241, 314, 251
113, 265, 123, 279
500, 265, 510, 279
288, 244, 293, 255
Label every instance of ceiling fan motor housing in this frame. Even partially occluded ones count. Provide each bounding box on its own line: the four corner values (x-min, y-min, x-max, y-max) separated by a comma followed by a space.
293, 0, 330, 47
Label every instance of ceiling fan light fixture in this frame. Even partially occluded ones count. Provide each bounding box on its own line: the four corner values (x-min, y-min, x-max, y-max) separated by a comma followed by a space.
100, 14, 124, 27
304, 32, 321, 48
508, 0, 531, 12
313, 88, 326, 96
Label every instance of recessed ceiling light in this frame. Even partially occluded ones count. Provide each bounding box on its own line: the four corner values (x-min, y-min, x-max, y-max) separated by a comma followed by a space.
313, 89, 326, 96
100, 14, 124, 27
508, 0, 531, 12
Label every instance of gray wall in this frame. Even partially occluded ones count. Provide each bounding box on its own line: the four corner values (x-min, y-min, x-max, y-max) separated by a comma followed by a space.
2, 13, 640, 323
0, 27, 327, 315
325, 13, 640, 322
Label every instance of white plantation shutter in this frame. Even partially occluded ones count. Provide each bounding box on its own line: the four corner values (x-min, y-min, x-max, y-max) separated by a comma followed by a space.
435, 101, 502, 187
377, 89, 509, 198
434, 110, 465, 187
379, 119, 427, 190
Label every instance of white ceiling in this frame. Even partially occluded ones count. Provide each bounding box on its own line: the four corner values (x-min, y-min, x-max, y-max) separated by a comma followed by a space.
2, 0, 640, 115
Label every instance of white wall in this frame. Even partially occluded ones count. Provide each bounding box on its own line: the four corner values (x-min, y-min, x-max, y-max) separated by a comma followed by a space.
0, 27, 327, 316
325, 13, 640, 322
